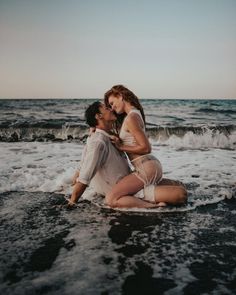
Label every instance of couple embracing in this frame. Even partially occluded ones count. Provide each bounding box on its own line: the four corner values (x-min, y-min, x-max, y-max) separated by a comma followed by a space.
65, 85, 187, 209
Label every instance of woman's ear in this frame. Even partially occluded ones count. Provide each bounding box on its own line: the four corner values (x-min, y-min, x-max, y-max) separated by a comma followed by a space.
118, 94, 123, 101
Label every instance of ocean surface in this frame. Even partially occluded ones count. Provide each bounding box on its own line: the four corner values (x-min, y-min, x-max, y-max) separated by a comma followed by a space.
0, 98, 236, 294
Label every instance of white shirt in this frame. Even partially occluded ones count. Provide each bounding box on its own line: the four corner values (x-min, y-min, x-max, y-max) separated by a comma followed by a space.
78, 129, 131, 195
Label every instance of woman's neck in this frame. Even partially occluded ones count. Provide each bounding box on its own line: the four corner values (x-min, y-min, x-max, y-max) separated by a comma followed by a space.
124, 103, 136, 115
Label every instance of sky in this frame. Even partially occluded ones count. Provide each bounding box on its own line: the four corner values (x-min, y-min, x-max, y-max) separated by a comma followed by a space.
0, 0, 236, 99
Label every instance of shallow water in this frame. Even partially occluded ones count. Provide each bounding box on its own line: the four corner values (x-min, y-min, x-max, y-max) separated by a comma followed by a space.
0, 192, 235, 295
0, 98, 236, 294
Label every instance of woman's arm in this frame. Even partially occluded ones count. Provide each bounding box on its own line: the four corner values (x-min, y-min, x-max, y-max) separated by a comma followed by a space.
114, 113, 151, 155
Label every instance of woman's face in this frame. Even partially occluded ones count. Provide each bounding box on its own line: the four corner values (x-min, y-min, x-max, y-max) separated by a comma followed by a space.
108, 94, 125, 114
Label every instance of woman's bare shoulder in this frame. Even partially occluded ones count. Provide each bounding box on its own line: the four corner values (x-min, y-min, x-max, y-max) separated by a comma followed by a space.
126, 112, 144, 129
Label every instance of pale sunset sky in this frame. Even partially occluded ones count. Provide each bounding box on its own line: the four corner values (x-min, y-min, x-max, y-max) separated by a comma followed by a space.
0, 0, 235, 99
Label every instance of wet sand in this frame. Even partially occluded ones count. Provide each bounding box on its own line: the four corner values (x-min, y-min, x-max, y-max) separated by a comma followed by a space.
0, 191, 235, 295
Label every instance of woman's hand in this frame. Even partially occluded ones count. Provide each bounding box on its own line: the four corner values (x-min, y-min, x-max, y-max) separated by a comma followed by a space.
109, 135, 122, 149
89, 127, 96, 136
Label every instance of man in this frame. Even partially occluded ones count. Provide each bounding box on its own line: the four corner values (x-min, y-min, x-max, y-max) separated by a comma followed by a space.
65, 101, 187, 209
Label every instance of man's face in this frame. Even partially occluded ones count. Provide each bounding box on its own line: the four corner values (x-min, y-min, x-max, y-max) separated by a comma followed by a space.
99, 103, 117, 122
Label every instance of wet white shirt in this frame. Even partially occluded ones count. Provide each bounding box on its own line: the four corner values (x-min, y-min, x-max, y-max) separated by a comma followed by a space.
77, 129, 131, 195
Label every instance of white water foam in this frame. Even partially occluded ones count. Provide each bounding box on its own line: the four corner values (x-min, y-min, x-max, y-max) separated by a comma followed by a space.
151, 129, 236, 150
0, 141, 235, 213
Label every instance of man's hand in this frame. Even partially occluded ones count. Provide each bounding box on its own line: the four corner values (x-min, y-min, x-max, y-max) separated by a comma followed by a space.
54, 196, 78, 210
56, 175, 87, 210
72, 170, 80, 186
89, 127, 96, 135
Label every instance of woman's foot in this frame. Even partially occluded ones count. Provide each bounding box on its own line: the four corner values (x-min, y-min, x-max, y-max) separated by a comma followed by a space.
156, 202, 167, 207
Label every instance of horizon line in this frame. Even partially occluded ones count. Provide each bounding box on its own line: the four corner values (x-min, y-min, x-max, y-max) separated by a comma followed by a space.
0, 97, 235, 100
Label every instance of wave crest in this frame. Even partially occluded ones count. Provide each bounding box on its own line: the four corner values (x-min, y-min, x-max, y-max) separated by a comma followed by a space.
0, 124, 235, 149
0, 124, 88, 142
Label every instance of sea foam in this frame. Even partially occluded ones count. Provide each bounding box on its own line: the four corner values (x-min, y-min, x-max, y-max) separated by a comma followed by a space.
0, 141, 235, 213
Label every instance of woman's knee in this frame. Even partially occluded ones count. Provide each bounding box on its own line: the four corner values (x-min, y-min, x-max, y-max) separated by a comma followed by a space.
176, 187, 188, 204
105, 192, 119, 208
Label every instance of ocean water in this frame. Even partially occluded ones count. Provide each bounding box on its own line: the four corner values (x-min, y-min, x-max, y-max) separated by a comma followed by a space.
0, 99, 236, 294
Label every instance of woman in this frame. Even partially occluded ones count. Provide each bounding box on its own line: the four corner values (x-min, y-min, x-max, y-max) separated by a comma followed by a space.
104, 85, 187, 208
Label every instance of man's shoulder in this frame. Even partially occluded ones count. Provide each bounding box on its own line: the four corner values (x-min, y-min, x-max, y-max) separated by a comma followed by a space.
87, 132, 109, 146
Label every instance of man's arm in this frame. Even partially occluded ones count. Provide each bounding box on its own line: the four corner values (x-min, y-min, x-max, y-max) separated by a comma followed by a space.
71, 169, 80, 186
68, 181, 87, 205
65, 139, 107, 208
63, 181, 87, 208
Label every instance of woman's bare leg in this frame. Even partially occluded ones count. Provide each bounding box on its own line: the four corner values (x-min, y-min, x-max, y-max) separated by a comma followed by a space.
109, 195, 159, 208
154, 185, 187, 205
106, 174, 158, 208
106, 174, 187, 208
158, 178, 186, 187
152, 178, 187, 206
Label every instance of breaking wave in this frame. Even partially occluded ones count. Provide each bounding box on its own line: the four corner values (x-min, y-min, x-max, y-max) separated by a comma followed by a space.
0, 121, 235, 149
0, 123, 88, 142
149, 125, 236, 149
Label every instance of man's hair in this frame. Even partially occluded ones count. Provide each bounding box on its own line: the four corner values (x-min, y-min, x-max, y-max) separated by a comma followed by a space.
85, 101, 101, 127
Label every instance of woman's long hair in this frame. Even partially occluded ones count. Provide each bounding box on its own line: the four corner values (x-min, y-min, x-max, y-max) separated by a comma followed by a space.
104, 85, 145, 131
